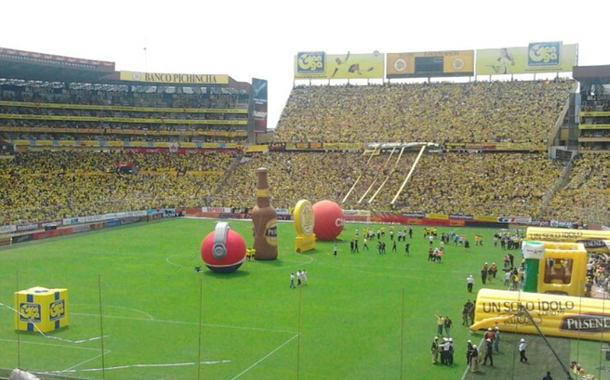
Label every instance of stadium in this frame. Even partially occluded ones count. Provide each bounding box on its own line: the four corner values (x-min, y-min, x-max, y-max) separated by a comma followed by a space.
1, 42, 610, 380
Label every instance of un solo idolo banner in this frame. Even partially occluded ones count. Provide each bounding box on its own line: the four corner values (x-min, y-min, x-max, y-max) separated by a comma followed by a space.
473, 289, 610, 341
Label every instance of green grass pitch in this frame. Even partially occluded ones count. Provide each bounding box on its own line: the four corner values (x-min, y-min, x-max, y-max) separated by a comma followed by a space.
0, 218, 608, 380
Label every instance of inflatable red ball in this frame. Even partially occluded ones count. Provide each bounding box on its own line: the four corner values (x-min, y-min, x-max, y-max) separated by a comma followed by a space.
201, 224, 246, 273
312, 200, 345, 241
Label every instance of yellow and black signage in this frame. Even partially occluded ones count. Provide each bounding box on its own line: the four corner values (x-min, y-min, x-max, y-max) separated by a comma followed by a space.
120, 71, 229, 84
387, 50, 474, 78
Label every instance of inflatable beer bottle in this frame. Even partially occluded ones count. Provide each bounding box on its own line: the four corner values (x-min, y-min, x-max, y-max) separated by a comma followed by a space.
251, 167, 278, 260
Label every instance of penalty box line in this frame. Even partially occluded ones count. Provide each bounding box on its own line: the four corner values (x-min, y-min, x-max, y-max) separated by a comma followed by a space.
0, 337, 111, 377
72, 312, 297, 334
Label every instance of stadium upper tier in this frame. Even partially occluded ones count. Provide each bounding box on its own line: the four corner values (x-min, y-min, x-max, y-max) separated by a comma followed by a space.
0, 45, 255, 146
0, 82, 249, 144
274, 80, 575, 146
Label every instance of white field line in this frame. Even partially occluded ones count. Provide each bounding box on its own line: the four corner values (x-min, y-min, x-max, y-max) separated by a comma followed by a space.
459, 336, 486, 380
230, 333, 299, 380
57, 352, 107, 374
40, 359, 231, 375
71, 312, 297, 334
0, 302, 104, 344
166, 252, 315, 270
0, 337, 104, 351
71, 303, 155, 320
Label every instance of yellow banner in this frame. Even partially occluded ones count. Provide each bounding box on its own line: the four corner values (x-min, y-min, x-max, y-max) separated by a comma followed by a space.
140, 170, 179, 176
120, 71, 229, 84
295, 52, 384, 79
2, 126, 247, 141
0, 100, 246, 114
0, 114, 246, 125
425, 213, 449, 220
494, 141, 545, 151
474, 215, 499, 222
7, 140, 243, 149
581, 150, 610, 155
580, 111, 610, 117
128, 141, 149, 147
476, 43, 578, 75
186, 171, 223, 176
323, 142, 363, 150
579, 124, 610, 129
387, 50, 474, 78
245, 145, 269, 153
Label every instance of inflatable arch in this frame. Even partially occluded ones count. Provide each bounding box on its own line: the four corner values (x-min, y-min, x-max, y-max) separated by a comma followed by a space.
472, 289, 610, 342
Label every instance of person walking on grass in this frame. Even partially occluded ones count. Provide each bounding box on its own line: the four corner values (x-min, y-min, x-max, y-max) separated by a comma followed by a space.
436, 314, 445, 336
482, 338, 493, 366
431, 336, 439, 364
444, 316, 453, 337
493, 326, 500, 353
467, 275, 474, 293
466, 340, 474, 365
519, 338, 528, 362
470, 344, 479, 372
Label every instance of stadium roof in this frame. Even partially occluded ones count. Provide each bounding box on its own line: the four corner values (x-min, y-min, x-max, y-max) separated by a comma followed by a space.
0, 47, 116, 83
573, 65, 610, 85
0, 47, 252, 91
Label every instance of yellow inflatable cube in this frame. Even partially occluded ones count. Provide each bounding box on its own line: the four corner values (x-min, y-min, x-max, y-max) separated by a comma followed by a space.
15, 287, 69, 333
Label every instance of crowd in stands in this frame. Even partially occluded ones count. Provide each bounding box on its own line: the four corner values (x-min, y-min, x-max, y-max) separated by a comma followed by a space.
211, 151, 566, 218
210, 152, 370, 210
0, 151, 238, 225
545, 155, 610, 224
0, 121, 246, 144
0, 150, 606, 227
586, 254, 610, 297
0, 150, 236, 175
0, 105, 247, 123
0, 83, 249, 109
372, 152, 563, 217
2, 77, 609, 228
275, 80, 574, 145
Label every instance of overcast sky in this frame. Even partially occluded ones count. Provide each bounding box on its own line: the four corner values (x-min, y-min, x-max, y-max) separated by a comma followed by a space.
3, 0, 609, 129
